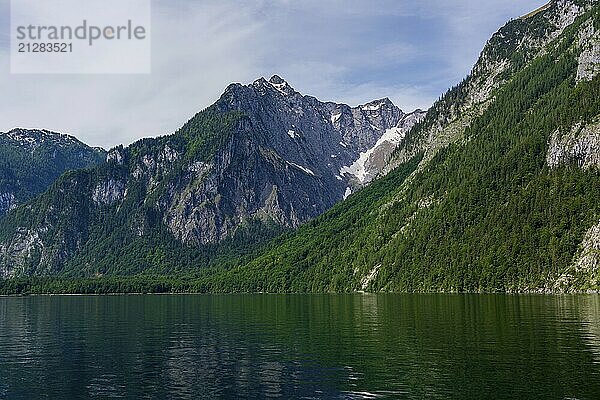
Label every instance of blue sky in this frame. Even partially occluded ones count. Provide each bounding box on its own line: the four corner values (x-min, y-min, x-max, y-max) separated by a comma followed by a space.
0, 0, 545, 148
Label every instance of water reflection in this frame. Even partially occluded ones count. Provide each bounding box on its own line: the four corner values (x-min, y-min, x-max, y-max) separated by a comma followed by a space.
0, 294, 599, 399
576, 295, 600, 363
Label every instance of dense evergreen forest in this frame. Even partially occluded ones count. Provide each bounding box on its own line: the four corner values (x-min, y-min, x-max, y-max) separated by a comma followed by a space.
203, 8, 600, 293
1, 3, 599, 295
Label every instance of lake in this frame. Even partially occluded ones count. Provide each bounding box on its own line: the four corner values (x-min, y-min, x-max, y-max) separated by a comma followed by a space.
1, 294, 599, 399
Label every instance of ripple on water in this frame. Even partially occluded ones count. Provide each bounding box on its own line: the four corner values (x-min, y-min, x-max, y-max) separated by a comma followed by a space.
0, 294, 599, 399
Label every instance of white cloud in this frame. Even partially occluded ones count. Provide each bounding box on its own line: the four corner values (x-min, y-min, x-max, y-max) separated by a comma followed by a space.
0, 0, 266, 147
0, 0, 546, 148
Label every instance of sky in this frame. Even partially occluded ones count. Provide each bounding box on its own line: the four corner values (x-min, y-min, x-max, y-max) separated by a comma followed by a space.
0, 0, 545, 149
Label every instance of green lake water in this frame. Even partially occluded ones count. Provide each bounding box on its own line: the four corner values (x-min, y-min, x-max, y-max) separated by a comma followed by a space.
1, 294, 599, 399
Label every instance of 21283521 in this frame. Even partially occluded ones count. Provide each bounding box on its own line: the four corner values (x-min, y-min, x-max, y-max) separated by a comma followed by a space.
17, 43, 73, 53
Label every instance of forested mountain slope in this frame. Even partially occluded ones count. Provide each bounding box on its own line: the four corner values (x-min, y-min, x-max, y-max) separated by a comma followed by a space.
0, 129, 105, 216
0, 78, 422, 278
203, 0, 600, 293
1, 0, 598, 295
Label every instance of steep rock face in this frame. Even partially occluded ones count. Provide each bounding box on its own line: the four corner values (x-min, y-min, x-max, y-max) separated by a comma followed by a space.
547, 120, 600, 169
0, 77, 423, 276
0, 193, 16, 214
92, 179, 127, 206
339, 110, 426, 186
216, 76, 410, 187
554, 220, 600, 291
160, 115, 343, 245
384, 0, 594, 176
0, 229, 45, 277
0, 129, 106, 216
576, 17, 600, 82
205, 1, 600, 294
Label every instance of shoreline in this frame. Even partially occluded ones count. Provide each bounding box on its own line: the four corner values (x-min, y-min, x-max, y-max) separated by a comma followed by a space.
1, 290, 599, 298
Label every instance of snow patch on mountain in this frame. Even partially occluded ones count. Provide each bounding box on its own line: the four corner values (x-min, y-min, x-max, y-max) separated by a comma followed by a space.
340, 111, 426, 184
340, 126, 403, 183
331, 112, 342, 124
287, 130, 299, 139
287, 161, 316, 177
343, 187, 352, 200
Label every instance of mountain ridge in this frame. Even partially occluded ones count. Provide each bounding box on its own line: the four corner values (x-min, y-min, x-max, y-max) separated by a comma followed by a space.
0, 128, 106, 216
0, 76, 424, 278
0, 0, 598, 294
194, 0, 600, 294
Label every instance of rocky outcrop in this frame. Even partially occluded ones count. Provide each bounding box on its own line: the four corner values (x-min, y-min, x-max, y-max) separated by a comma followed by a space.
576, 18, 600, 82
0, 228, 44, 278
575, 221, 600, 285
547, 120, 600, 169
92, 180, 126, 206
0, 192, 16, 216
554, 220, 600, 291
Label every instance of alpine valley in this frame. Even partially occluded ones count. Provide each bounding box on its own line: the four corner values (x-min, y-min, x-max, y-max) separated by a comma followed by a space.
1, 0, 599, 294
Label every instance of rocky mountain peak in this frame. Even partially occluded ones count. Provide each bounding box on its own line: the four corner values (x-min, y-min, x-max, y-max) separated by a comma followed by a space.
213, 75, 431, 195
0, 128, 106, 217
247, 75, 297, 98
269, 74, 286, 85
359, 98, 396, 112
216, 75, 423, 190
1, 128, 106, 155
0, 75, 427, 276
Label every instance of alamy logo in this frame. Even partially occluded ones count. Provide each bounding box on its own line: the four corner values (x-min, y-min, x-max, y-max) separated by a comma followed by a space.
11, 0, 151, 74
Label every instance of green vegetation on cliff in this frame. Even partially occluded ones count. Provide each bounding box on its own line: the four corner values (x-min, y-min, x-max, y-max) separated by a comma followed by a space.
202, 6, 600, 293
1, 3, 599, 295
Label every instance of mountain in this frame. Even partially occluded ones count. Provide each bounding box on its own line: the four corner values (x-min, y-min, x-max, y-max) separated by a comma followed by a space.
2, 0, 598, 294
200, 0, 600, 293
0, 129, 106, 216
0, 77, 422, 278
